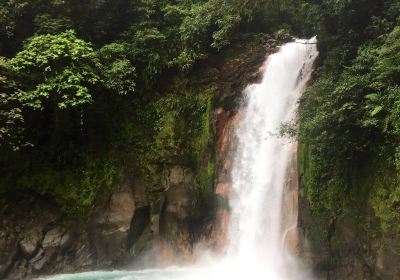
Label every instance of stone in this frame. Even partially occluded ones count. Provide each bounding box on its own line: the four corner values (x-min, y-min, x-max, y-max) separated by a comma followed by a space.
74, 243, 94, 269
169, 166, 184, 185
216, 108, 229, 155
0, 232, 18, 277
183, 169, 193, 184
20, 228, 42, 256
29, 248, 46, 271
150, 214, 160, 235
32, 254, 47, 271
59, 232, 71, 248
132, 177, 149, 208
30, 247, 58, 273
376, 241, 400, 278
91, 186, 136, 266
72, 233, 94, 269
215, 182, 231, 197
0, 233, 6, 251
129, 226, 152, 257
150, 194, 165, 215
5, 260, 27, 280
166, 186, 194, 220
127, 206, 151, 250
43, 227, 65, 248
108, 190, 135, 231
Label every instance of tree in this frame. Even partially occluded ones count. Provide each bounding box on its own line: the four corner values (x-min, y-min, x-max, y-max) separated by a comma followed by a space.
10, 30, 101, 110
97, 43, 136, 96
0, 57, 25, 150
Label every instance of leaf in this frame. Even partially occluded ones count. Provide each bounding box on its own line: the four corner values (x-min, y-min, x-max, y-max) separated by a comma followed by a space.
364, 93, 379, 101
370, 105, 383, 117
10, 30, 100, 110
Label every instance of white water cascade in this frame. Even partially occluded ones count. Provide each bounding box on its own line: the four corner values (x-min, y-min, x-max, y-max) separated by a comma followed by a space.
47, 38, 318, 280
222, 36, 319, 279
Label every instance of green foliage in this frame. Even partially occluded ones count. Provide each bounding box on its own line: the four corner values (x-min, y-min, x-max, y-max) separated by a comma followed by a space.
368, 160, 400, 235
129, 27, 168, 84
34, 14, 73, 35
142, 91, 213, 169
0, 0, 29, 38
173, 0, 241, 69
16, 156, 120, 217
10, 30, 100, 110
97, 43, 136, 95
0, 57, 26, 150
298, 4, 400, 236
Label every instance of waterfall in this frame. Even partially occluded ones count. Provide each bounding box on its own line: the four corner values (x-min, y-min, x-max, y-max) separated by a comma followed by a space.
221, 37, 318, 279
46, 38, 318, 280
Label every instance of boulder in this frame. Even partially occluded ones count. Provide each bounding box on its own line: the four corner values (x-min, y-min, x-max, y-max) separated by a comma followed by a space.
91, 185, 136, 266
20, 228, 42, 257
29, 248, 47, 272
108, 191, 136, 231
150, 214, 160, 235
0, 229, 18, 278
42, 227, 69, 249
169, 166, 184, 186
165, 186, 194, 220
376, 240, 400, 278
5, 260, 27, 280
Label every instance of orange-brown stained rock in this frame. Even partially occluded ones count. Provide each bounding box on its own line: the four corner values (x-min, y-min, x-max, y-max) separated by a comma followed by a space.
150, 233, 194, 267
215, 182, 232, 197
216, 108, 229, 156
150, 239, 175, 267
281, 142, 300, 256
206, 208, 230, 254
216, 109, 242, 158
230, 111, 242, 128
285, 188, 300, 255
177, 230, 193, 262
211, 109, 244, 254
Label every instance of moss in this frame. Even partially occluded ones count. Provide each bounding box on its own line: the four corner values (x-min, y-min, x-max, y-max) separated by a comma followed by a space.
298, 142, 350, 239
300, 141, 400, 241
193, 161, 215, 206
191, 92, 213, 160
190, 90, 215, 209
365, 156, 400, 236
15, 155, 121, 217
299, 143, 331, 213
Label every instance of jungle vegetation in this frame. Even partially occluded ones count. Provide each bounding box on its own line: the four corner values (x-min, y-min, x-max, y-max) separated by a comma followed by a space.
0, 0, 399, 230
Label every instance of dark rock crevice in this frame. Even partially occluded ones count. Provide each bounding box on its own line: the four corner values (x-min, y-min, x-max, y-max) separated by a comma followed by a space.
127, 206, 151, 255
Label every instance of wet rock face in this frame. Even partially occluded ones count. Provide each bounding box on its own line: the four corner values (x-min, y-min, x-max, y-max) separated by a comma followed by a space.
42, 227, 70, 249
0, 169, 202, 279
281, 143, 300, 256
0, 228, 18, 278
299, 198, 400, 280
127, 206, 151, 255
376, 239, 400, 279
165, 186, 195, 220
168, 165, 185, 186
0, 201, 64, 279
91, 183, 136, 267
89, 184, 135, 266
208, 107, 238, 251
0, 186, 137, 279
20, 228, 42, 257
